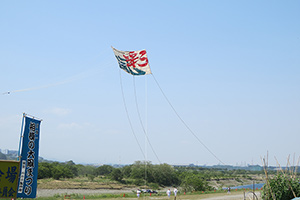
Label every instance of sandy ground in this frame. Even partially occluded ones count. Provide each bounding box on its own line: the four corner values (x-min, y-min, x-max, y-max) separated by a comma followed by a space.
37, 189, 262, 200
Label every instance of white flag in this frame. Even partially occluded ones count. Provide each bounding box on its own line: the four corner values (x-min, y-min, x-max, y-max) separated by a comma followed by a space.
112, 47, 151, 76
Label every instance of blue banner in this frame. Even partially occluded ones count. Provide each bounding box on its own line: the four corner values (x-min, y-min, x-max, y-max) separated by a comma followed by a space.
17, 116, 41, 198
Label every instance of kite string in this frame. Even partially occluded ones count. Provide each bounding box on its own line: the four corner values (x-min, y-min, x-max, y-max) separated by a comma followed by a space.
133, 76, 162, 164
131, 76, 163, 186
2, 57, 115, 95
119, 69, 146, 159
151, 73, 225, 165
120, 72, 161, 187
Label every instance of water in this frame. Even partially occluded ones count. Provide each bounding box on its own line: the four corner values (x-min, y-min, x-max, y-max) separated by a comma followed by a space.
223, 183, 265, 190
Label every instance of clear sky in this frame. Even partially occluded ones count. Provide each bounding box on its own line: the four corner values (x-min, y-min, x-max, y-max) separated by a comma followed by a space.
0, 1, 299, 166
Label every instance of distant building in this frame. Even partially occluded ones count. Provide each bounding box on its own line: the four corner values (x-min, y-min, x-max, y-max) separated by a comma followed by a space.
0, 149, 18, 155
7, 150, 18, 156
0, 149, 9, 154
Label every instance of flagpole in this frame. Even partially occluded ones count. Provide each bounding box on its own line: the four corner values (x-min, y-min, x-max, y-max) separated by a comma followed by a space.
17, 113, 26, 161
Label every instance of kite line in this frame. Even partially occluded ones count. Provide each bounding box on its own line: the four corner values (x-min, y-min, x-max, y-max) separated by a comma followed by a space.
151, 73, 225, 165
118, 70, 162, 163
119, 70, 146, 159
133, 76, 162, 164
2, 51, 114, 96
112, 46, 225, 165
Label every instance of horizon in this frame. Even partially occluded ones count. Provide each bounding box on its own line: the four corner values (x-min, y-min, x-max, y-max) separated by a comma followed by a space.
1, 148, 294, 168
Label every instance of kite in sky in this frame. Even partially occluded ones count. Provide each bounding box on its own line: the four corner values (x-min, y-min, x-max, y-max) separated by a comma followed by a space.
112, 47, 151, 76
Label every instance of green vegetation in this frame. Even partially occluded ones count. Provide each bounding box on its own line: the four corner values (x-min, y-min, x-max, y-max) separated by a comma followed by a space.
262, 174, 300, 200
38, 160, 267, 192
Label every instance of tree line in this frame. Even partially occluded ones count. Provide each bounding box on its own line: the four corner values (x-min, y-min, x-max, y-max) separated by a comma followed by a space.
38, 160, 267, 192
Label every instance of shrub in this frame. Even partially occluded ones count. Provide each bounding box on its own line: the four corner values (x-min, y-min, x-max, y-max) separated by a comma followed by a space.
262, 174, 300, 200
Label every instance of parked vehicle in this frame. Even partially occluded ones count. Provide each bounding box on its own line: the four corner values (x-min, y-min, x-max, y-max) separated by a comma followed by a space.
145, 189, 158, 194
141, 189, 158, 194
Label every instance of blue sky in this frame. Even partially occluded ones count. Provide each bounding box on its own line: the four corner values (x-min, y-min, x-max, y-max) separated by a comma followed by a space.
0, 1, 299, 166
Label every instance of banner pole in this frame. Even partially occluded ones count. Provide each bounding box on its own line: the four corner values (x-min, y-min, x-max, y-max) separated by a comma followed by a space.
17, 113, 26, 161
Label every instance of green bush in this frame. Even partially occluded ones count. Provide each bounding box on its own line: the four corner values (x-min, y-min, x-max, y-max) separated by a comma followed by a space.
87, 174, 95, 181
149, 183, 159, 190
180, 173, 212, 192
262, 174, 300, 200
133, 178, 144, 186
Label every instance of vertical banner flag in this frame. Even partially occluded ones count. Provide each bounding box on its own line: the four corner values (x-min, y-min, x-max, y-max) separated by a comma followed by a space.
0, 160, 20, 199
112, 46, 151, 76
17, 116, 41, 198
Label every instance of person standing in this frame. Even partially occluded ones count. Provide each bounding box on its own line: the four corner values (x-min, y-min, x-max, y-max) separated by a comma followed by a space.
137, 189, 141, 198
166, 189, 171, 198
227, 187, 231, 194
174, 187, 178, 200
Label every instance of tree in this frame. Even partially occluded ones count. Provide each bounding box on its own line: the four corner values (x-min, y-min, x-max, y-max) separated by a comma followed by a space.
180, 173, 211, 192
110, 168, 123, 182
76, 164, 96, 176
121, 165, 132, 178
64, 160, 78, 177
87, 174, 95, 181
39, 162, 76, 180
95, 165, 113, 176
52, 163, 65, 180
130, 161, 179, 186
38, 162, 52, 179
130, 161, 147, 180
152, 163, 179, 186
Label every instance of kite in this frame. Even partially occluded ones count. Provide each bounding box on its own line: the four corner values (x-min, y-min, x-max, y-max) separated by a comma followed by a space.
112, 47, 151, 76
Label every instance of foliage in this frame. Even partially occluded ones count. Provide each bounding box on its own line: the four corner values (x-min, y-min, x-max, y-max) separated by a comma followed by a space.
87, 174, 95, 181
262, 174, 300, 200
76, 164, 96, 177
132, 178, 144, 186
121, 165, 132, 177
148, 182, 159, 190
38, 161, 78, 179
110, 168, 123, 182
128, 161, 179, 186
37, 160, 265, 192
95, 165, 114, 176
180, 172, 212, 192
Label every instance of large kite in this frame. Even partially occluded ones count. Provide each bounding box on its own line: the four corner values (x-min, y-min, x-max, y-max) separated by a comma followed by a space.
112, 47, 152, 76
